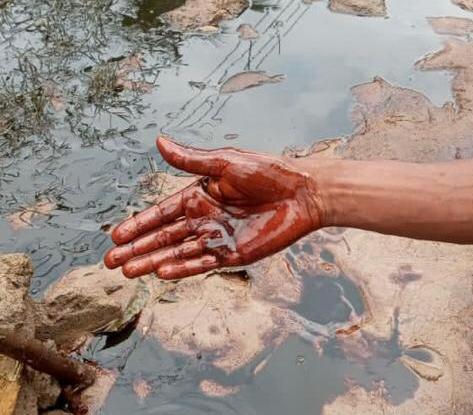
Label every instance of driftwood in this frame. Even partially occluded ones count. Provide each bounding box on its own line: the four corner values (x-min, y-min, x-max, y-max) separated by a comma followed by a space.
0, 329, 96, 389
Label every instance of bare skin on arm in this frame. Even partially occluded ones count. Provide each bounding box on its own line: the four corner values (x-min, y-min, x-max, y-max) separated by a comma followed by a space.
104, 136, 473, 280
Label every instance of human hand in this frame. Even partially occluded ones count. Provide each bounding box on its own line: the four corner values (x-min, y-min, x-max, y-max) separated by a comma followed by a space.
104, 136, 324, 279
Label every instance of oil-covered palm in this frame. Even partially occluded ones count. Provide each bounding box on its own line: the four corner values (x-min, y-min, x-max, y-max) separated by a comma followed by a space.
104, 136, 322, 279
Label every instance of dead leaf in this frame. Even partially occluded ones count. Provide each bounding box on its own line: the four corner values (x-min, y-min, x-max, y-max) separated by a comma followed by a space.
220, 71, 286, 94
115, 54, 153, 93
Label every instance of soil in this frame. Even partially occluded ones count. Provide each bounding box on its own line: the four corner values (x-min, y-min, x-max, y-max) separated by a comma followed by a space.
428, 16, 473, 36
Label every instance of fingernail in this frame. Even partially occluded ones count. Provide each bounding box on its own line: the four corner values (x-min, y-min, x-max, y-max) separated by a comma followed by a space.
106, 246, 132, 268
123, 262, 140, 278
111, 221, 135, 244
158, 266, 174, 280
104, 249, 117, 269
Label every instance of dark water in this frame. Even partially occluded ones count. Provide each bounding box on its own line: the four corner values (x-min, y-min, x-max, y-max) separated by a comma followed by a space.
0, 0, 468, 413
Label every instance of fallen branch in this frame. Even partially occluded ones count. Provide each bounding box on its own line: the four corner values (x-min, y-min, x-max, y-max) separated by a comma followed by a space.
0, 329, 96, 389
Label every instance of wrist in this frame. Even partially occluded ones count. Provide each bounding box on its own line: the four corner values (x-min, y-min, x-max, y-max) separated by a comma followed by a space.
292, 156, 342, 229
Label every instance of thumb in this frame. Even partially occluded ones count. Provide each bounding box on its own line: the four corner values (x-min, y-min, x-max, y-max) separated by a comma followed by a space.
157, 136, 231, 176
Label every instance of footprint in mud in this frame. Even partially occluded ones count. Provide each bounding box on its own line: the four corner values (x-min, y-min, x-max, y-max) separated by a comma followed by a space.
287, 233, 365, 342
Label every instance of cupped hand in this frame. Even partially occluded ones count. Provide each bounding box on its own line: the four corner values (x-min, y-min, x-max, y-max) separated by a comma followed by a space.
104, 136, 324, 279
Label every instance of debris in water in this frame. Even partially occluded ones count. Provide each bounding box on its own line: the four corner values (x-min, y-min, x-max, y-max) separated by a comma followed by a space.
188, 81, 207, 90
219, 71, 286, 94
43, 82, 64, 112
237, 23, 259, 40
224, 133, 239, 140
196, 25, 219, 33
115, 54, 153, 93
328, 0, 386, 17
100, 223, 113, 233
88, 53, 152, 105
335, 323, 361, 336
253, 356, 270, 375
199, 380, 239, 397
164, 0, 248, 30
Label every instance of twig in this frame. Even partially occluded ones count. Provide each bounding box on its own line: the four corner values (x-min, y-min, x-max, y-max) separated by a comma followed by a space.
0, 330, 96, 388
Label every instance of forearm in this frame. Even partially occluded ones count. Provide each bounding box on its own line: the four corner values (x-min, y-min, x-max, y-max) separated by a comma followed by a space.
299, 157, 473, 244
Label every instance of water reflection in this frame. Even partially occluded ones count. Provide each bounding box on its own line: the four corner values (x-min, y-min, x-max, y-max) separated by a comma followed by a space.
122, 0, 186, 29
0, 0, 184, 291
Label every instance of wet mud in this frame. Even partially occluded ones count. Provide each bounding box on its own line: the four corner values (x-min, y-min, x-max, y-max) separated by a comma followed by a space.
429, 16, 473, 35
453, 0, 473, 11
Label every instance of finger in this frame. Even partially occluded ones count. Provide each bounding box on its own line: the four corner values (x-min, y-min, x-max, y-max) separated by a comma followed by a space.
121, 237, 208, 278
104, 219, 194, 269
158, 255, 219, 280
111, 191, 185, 245
157, 136, 232, 176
